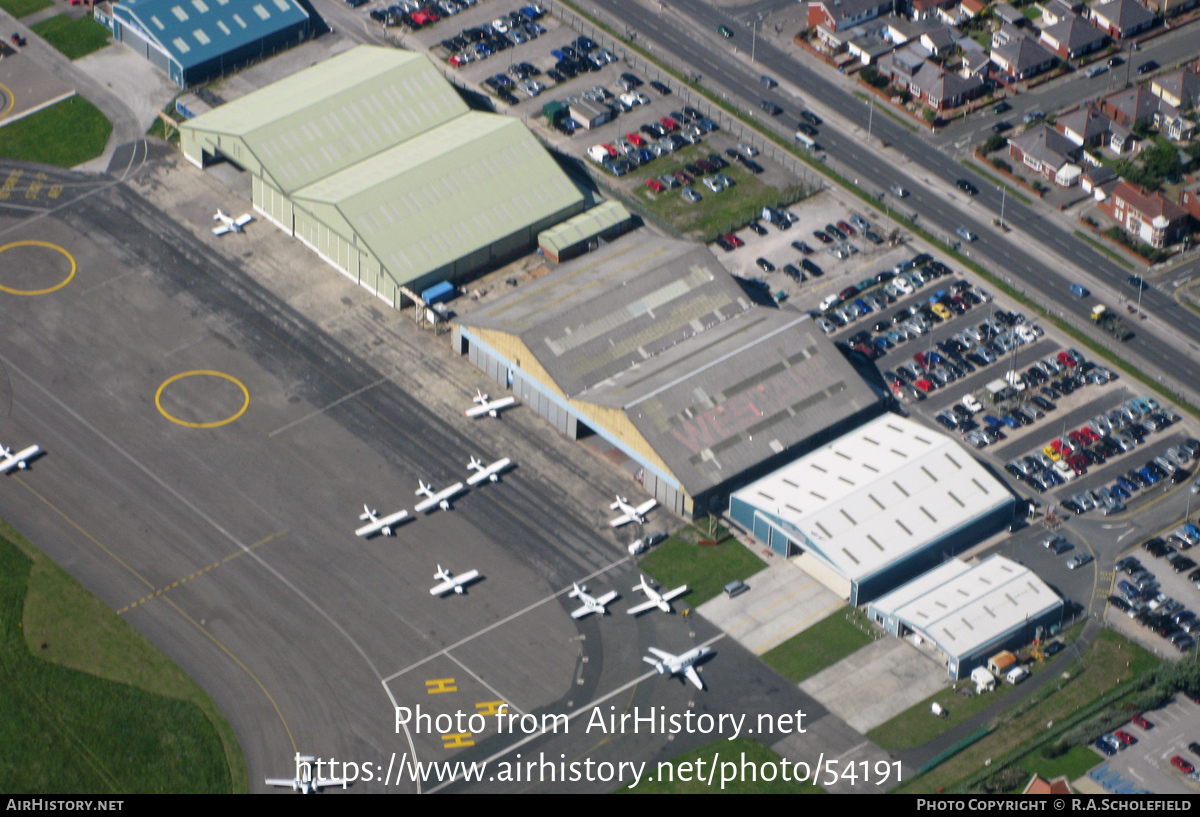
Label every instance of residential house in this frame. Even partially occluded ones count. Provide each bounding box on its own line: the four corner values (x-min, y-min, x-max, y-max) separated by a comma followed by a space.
848, 21, 901, 64
1038, 0, 1083, 26
1156, 113, 1197, 142
808, 0, 896, 31
993, 3, 1026, 25
1008, 124, 1084, 185
1081, 163, 1118, 199
958, 37, 992, 78
1100, 181, 1190, 247
991, 34, 1058, 80
909, 0, 960, 20
1057, 106, 1114, 147
1040, 15, 1107, 60
1089, 0, 1156, 38
920, 26, 960, 56
1102, 86, 1177, 125
959, 0, 986, 16
1151, 68, 1200, 110
878, 43, 986, 108
1139, 0, 1199, 17
1180, 183, 1200, 226
1023, 775, 1072, 795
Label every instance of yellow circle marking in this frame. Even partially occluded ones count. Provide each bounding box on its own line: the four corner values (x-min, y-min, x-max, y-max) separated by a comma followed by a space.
0, 83, 14, 119
0, 241, 76, 295
155, 370, 249, 429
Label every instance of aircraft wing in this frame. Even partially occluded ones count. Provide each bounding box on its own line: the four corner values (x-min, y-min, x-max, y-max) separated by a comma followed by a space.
683, 665, 704, 690
354, 509, 408, 537
594, 590, 618, 606
626, 599, 661, 615
414, 495, 440, 513
454, 569, 480, 586
234, 213, 254, 227
466, 460, 509, 486
314, 778, 346, 789
608, 513, 633, 528
211, 224, 231, 236
647, 646, 675, 661
465, 403, 491, 418
264, 778, 297, 788
661, 585, 689, 602
635, 499, 658, 515
430, 579, 457, 596
487, 396, 516, 412
570, 604, 595, 619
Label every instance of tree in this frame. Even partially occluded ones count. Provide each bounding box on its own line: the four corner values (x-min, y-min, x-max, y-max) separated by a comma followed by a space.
923, 107, 938, 124
1142, 139, 1182, 184
983, 133, 1007, 153
1132, 118, 1154, 139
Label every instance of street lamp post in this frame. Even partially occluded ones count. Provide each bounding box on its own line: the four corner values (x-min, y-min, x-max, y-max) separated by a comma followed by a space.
866, 96, 874, 143
1136, 277, 1145, 317
998, 185, 1007, 230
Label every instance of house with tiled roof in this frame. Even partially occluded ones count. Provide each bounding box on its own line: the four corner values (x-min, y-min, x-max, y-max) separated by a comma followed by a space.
959, 0, 986, 15
1139, 0, 1199, 16
1089, 0, 1156, 38
1023, 775, 1072, 795
878, 43, 986, 109
1102, 86, 1178, 125
1151, 68, 1200, 110
1100, 181, 1190, 248
1040, 14, 1107, 59
1058, 106, 1114, 147
991, 33, 1057, 79
808, 0, 896, 31
1008, 124, 1084, 185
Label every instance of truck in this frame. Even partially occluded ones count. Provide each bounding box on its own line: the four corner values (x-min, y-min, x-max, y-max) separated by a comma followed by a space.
1090, 304, 1133, 342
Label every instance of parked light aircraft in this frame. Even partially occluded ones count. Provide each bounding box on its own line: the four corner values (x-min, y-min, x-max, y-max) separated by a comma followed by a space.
212, 209, 253, 236
430, 565, 481, 596
465, 456, 512, 486
465, 390, 518, 419
354, 504, 409, 538
265, 755, 347, 793
643, 646, 712, 690
608, 495, 657, 527
567, 582, 618, 619
414, 480, 465, 513
626, 574, 688, 615
0, 443, 40, 474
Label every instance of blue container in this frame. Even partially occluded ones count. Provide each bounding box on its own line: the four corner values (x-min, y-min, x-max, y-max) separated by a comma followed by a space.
421, 281, 456, 305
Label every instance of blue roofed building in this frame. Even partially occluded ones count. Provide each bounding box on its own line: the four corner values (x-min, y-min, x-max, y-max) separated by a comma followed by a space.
94, 0, 314, 87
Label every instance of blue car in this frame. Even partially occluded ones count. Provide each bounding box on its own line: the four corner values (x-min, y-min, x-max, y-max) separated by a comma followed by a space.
1139, 466, 1160, 485
928, 351, 946, 366
1094, 738, 1116, 756
1000, 415, 1020, 429
874, 336, 892, 352
982, 415, 1002, 430
1118, 580, 1139, 598
550, 48, 566, 61
854, 298, 872, 314
1111, 484, 1132, 501
637, 148, 653, 163
1115, 475, 1138, 493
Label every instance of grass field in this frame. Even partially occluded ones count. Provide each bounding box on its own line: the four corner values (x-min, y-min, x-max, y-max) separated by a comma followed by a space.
0, 0, 51, 17
761, 606, 875, 683
622, 738, 824, 794
637, 521, 766, 607
0, 96, 111, 167
0, 519, 245, 793
1014, 745, 1101, 783
31, 14, 111, 60
626, 143, 800, 239
895, 630, 1158, 793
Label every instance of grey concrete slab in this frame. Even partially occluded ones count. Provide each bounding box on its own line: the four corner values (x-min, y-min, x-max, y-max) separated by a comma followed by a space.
800, 636, 947, 733
0, 48, 75, 126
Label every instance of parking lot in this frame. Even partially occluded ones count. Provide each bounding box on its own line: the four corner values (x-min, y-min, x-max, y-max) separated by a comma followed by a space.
1084, 695, 1200, 794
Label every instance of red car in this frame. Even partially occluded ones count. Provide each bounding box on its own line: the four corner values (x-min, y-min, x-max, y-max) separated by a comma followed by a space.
1050, 439, 1066, 455
1080, 427, 1100, 444
1066, 454, 1086, 475
1131, 715, 1152, 729
724, 233, 744, 248
602, 143, 618, 157
1113, 730, 1137, 746
646, 179, 664, 193
913, 352, 928, 369
836, 220, 856, 236
1068, 430, 1087, 447
1057, 350, 1076, 367
671, 170, 692, 185
625, 132, 644, 146
1172, 755, 1194, 774
915, 378, 934, 393
659, 116, 678, 131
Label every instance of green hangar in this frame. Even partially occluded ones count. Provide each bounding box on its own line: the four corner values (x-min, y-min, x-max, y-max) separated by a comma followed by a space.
180, 46, 586, 307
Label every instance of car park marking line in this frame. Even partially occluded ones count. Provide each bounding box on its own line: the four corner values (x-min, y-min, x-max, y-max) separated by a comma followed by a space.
0, 240, 76, 295
116, 530, 287, 614
155, 370, 250, 429
11, 474, 298, 754
267, 377, 388, 437
423, 632, 728, 795
444, 652, 525, 716
381, 555, 631, 683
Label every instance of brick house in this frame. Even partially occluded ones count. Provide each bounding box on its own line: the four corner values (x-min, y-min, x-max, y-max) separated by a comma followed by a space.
1099, 181, 1190, 248
808, 0, 896, 31
1039, 15, 1107, 59
1007, 124, 1084, 185
991, 34, 1058, 79
1088, 0, 1156, 38
1151, 68, 1200, 110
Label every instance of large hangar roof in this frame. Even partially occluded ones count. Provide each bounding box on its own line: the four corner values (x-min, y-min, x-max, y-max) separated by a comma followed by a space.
730, 414, 1011, 583
869, 555, 1061, 659
458, 238, 881, 495
114, 0, 310, 71
292, 113, 583, 287
182, 47, 469, 193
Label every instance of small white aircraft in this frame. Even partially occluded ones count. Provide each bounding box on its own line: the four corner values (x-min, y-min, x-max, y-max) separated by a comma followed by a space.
0, 443, 40, 474
465, 390, 518, 419
211, 209, 253, 236
265, 754, 347, 793
414, 480, 465, 513
354, 504, 409, 538
626, 574, 688, 616
643, 645, 712, 690
567, 582, 618, 619
608, 494, 657, 528
465, 456, 512, 487
430, 564, 482, 596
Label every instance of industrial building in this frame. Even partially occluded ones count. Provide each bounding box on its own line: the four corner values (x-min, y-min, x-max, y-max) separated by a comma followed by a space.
94, 0, 314, 88
537, 201, 633, 263
728, 414, 1014, 604
866, 554, 1063, 679
452, 236, 884, 517
180, 46, 585, 306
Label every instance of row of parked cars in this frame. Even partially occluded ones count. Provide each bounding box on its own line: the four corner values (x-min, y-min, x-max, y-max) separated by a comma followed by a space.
588, 104, 720, 177
1112, 552, 1200, 653
644, 152, 734, 203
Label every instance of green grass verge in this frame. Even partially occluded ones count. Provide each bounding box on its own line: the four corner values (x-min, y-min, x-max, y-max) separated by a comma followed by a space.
0, 520, 244, 792
962, 160, 1033, 205
760, 606, 874, 683
622, 738, 824, 793
0, 0, 51, 17
853, 91, 920, 133
1013, 744, 1101, 783
628, 143, 803, 239
0, 95, 111, 167
31, 14, 111, 60
1073, 230, 1135, 270
894, 630, 1158, 793
638, 521, 766, 607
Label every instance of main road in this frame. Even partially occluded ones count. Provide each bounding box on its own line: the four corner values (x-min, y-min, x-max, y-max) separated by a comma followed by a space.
584, 0, 1200, 394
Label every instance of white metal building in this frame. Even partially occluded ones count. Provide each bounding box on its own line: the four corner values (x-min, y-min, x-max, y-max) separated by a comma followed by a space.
728, 414, 1014, 604
866, 554, 1063, 679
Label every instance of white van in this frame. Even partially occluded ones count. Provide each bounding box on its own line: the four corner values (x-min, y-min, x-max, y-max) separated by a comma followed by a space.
586, 144, 610, 163
1006, 666, 1029, 685
794, 132, 817, 151
819, 294, 840, 312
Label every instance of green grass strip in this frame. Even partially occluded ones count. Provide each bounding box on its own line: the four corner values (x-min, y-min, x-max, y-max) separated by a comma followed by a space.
31, 14, 111, 60
0, 95, 112, 167
853, 91, 920, 133
0, 0, 52, 17
962, 160, 1033, 205
761, 606, 875, 683
637, 522, 766, 607
1073, 230, 1135, 270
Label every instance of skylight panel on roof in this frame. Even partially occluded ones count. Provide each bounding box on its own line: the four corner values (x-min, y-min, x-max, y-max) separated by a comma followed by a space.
150, 14, 165, 28
192, 0, 209, 12
232, 12, 246, 26
273, 0, 292, 10
193, 28, 210, 44
171, 5, 189, 21
253, 4, 271, 19
172, 36, 190, 52
216, 20, 230, 33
